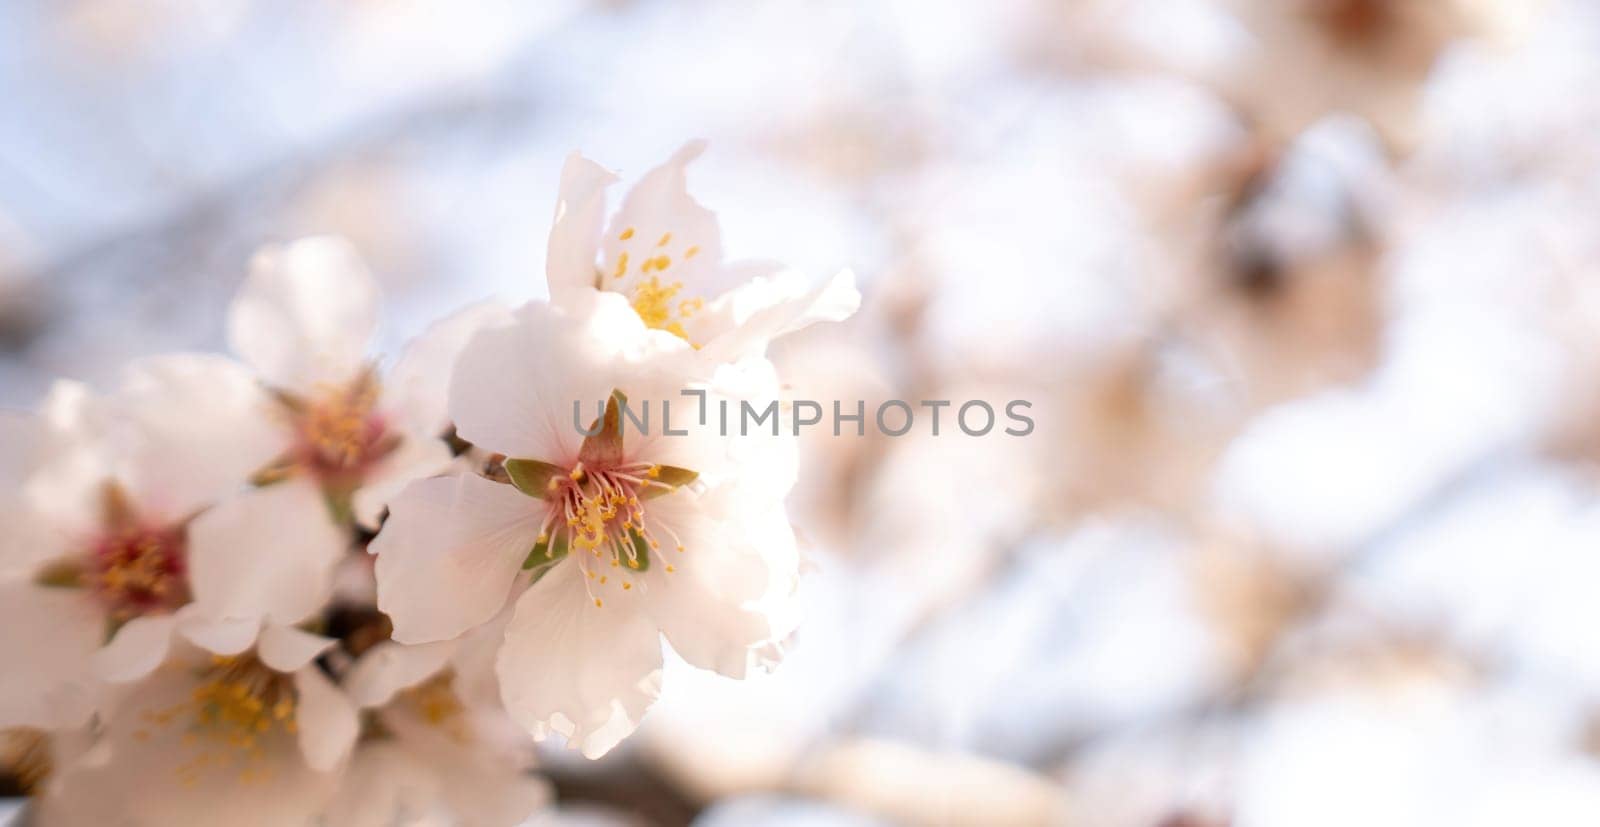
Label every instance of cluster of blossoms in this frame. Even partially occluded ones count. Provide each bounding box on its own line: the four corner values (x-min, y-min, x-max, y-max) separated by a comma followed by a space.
0, 143, 858, 825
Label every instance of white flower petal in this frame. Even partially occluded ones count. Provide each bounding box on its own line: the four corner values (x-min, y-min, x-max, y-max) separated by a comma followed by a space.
36, 378, 107, 452
344, 640, 457, 708
446, 599, 520, 712
93, 614, 178, 684
320, 742, 439, 827
600, 141, 733, 298
0, 402, 78, 575
227, 236, 380, 392
325, 732, 550, 827
257, 623, 337, 673
175, 614, 262, 656
547, 152, 620, 303
0, 411, 53, 574
113, 353, 286, 518
349, 433, 454, 529
697, 268, 862, 362
187, 480, 347, 626
22, 381, 114, 538
642, 489, 798, 678
497, 560, 664, 759
433, 751, 552, 827
294, 666, 360, 772
382, 300, 515, 437
46, 660, 340, 826
0, 583, 101, 728
448, 295, 647, 464
372, 473, 542, 644
0, 502, 71, 581
625, 355, 798, 501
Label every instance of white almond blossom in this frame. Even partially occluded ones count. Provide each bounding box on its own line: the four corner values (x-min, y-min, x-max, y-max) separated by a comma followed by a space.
35, 637, 358, 827
327, 611, 550, 827
545, 142, 860, 363
372, 293, 804, 757
224, 235, 506, 530
124, 237, 510, 673
0, 363, 292, 730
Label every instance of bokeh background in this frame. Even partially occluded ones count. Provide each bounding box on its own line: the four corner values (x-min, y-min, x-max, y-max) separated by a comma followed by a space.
5, 0, 1600, 824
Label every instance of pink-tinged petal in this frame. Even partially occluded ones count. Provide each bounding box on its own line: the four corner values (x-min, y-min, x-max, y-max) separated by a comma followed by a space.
295, 666, 360, 772
600, 141, 735, 300
257, 623, 336, 673
697, 268, 862, 362
371, 473, 542, 644
0, 409, 65, 597
0, 583, 101, 729
25, 726, 103, 809
175, 614, 261, 656
709, 358, 801, 499
446, 598, 520, 712
319, 742, 437, 827
496, 561, 664, 759
187, 480, 348, 626
0, 403, 81, 575
113, 353, 286, 518
36, 379, 106, 449
447, 295, 647, 463
0, 502, 72, 581
22, 381, 114, 539
325, 735, 550, 827
228, 236, 380, 393
432, 747, 552, 827
625, 356, 798, 502
548, 152, 620, 303
350, 433, 454, 530
641, 488, 798, 679
44, 661, 340, 826
382, 300, 515, 437
93, 614, 177, 684
344, 640, 456, 708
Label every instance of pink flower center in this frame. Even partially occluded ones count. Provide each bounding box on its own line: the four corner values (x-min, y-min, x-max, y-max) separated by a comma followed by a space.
534, 461, 687, 607
294, 381, 391, 481
90, 525, 188, 619
508, 391, 699, 607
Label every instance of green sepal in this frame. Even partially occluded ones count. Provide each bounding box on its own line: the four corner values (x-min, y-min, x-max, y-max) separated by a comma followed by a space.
267, 387, 308, 415
104, 615, 127, 645
505, 458, 566, 499
325, 488, 356, 528
526, 564, 556, 588
640, 465, 699, 500
250, 454, 298, 487
577, 390, 628, 467
100, 480, 137, 531
625, 529, 651, 572
34, 558, 85, 589
523, 533, 569, 570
